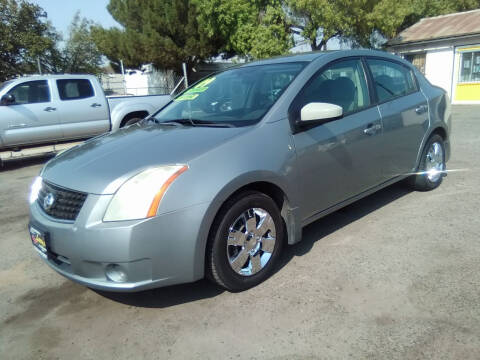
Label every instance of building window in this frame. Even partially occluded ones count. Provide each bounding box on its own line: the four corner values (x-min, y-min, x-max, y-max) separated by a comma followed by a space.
460, 51, 480, 83
405, 53, 426, 74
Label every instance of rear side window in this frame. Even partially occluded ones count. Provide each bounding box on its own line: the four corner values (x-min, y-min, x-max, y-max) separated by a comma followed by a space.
57, 79, 94, 100
7, 80, 50, 104
366, 59, 418, 103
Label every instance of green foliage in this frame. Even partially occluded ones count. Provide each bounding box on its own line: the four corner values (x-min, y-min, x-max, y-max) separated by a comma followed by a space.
0, 0, 59, 80
93, 0, 293, 71
61, 12, 103, 74
92, 0, 219, 71
194, 0, 292, 59
373, 0, 480, 39
288, 0, 480, 50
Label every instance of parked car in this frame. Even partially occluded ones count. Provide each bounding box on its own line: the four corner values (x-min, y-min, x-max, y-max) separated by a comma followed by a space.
28, 50, 451, 292
0, 74, 171, 150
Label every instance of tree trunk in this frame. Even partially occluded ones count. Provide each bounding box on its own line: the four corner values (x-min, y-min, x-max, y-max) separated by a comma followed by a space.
310, 39, 321, 51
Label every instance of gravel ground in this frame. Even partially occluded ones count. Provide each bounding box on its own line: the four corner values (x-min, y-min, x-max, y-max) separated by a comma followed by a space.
0, 106, 479, 360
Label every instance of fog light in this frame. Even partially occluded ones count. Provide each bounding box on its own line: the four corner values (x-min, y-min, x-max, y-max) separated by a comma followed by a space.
105, 264, 127, 283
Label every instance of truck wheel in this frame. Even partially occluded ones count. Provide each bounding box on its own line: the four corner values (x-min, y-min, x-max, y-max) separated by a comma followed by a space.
409, 134, 446, 191
206, 191, 284, 292
122, 117, 143, 127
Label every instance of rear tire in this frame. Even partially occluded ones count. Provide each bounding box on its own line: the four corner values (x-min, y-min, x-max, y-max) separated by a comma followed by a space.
409, 134, 446, 191
122, 117, 143, 127
206, 191, 284, 291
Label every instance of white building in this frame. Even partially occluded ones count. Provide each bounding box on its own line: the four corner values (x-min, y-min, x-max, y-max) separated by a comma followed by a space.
388, 9, 480, 104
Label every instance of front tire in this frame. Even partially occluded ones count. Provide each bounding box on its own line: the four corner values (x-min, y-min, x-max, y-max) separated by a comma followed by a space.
410, 134, 446, 191
206, 191, 284, 291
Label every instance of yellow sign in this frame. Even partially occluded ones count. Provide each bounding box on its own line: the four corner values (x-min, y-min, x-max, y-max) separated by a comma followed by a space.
174, 77, 216, 101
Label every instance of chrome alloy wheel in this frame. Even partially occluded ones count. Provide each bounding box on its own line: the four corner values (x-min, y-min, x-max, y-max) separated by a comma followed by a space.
425, 141, 444, 182
226, 208, 276, 276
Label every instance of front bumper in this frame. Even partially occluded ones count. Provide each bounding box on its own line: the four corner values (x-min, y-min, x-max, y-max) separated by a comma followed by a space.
29, 194, 210, 292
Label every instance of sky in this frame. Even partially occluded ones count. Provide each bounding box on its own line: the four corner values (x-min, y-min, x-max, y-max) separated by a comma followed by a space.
31, 0, 120, 37
30, 0, 344, 52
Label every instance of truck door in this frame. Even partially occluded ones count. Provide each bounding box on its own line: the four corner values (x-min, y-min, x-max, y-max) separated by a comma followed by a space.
55, 78, 110, 139
0, 80, 62, 147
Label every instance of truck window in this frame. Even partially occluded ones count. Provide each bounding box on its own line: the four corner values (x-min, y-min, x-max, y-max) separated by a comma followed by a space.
57, 79, 94, 100
7, 80, 51, 104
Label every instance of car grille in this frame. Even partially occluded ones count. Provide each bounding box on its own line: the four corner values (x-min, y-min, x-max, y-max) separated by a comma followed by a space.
37, 181, 87, 221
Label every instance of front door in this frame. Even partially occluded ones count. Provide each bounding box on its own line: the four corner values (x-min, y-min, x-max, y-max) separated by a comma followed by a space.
291, 58, 384, 221
1, 80, 61, 147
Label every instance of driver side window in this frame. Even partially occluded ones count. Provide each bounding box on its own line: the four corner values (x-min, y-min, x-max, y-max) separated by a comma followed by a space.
7, 80, 50, 104
301, 59, 370, 115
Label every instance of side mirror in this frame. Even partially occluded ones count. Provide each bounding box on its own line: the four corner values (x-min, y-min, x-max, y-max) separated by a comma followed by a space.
0, 94, 15, 106
300, 102, 343, 124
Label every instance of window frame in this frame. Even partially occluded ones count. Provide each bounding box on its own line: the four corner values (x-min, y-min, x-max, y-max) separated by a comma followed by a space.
288, 56, 375, 133
364, 56, 420, 105
7, 80, 51, 105
56, 79, 95, 101
458, 51, 480, 83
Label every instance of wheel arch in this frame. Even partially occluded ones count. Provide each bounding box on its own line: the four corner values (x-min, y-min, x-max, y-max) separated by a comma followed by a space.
192, 175, 302, 280
110, 102, 155, 131
120, 110, 149, 127
414, 125, 449, 170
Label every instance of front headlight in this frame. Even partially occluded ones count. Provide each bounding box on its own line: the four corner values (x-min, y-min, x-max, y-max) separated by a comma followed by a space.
29, 176, 43, 204
103, 165, 188, 222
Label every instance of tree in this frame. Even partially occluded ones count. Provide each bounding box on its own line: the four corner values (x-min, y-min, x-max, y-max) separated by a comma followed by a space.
92, 0, 293, 72
61, 12, 102, 74
0, 0, 59, 81
194, 0, 293, 59
287, 0, 480, 50
92, 0, 219, 72
370, 0, 480, 42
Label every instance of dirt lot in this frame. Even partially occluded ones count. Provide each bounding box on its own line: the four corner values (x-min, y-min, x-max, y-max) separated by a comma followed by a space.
1, 106, 479, 360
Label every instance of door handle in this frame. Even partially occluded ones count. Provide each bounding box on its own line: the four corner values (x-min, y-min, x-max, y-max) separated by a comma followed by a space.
415, 105, 428, 115
91, 103, 102, 108
8, 123, 27, 129
44, 107, 57, 112
364, 123, 381, 136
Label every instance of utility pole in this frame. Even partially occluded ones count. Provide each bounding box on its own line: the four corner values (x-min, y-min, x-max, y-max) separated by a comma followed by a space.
37, 57, 42, 75
120, 59, 127, 95
182, 63, 188, 88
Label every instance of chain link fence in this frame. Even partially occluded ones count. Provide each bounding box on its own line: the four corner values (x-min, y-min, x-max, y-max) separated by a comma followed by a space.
99, 69, 185, 97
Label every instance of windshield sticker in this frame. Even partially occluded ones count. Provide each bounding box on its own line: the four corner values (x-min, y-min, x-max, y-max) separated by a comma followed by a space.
175, 93, 200, 101
177, 77, 217, 98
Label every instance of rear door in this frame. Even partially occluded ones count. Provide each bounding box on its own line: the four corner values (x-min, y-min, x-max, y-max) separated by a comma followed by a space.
55, 78, 110, 139
1, 80, 61, 147
291, 58, 384, 220
366, 58, 429, 179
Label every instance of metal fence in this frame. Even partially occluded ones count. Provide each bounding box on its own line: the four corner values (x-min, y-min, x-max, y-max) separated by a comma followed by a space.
99, 69, 185, 97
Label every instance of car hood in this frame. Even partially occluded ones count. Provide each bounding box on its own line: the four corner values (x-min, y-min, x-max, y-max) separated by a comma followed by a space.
41, 123, 249, 194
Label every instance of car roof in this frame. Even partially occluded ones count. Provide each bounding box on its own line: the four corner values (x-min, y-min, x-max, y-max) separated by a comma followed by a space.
10, 74, 97, 82
241, 49, 409, 67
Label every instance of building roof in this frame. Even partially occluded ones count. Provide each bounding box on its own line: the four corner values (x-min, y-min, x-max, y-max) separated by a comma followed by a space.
389, 9, 480, 46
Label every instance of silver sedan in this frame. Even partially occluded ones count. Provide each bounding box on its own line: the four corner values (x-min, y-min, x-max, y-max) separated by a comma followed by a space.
29, 50, 451, 292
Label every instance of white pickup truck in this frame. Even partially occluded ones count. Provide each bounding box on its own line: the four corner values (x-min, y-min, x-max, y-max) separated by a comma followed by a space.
0, 74, 171, 151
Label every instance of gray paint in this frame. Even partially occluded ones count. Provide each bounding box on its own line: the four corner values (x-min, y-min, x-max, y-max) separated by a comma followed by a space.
29, 50, 451, 291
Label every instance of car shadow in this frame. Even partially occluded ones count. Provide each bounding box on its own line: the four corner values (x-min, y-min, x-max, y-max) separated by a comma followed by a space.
0, 154, 54, 171
94, 279, 224, 308
96, 181, 412, 308
277, 181, 412, 265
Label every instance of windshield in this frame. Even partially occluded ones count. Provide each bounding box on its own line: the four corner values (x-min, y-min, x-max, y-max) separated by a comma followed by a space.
153, 62, 306, 127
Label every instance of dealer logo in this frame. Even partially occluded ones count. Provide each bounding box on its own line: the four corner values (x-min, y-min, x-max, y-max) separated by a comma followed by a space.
43, 193, 55, 210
